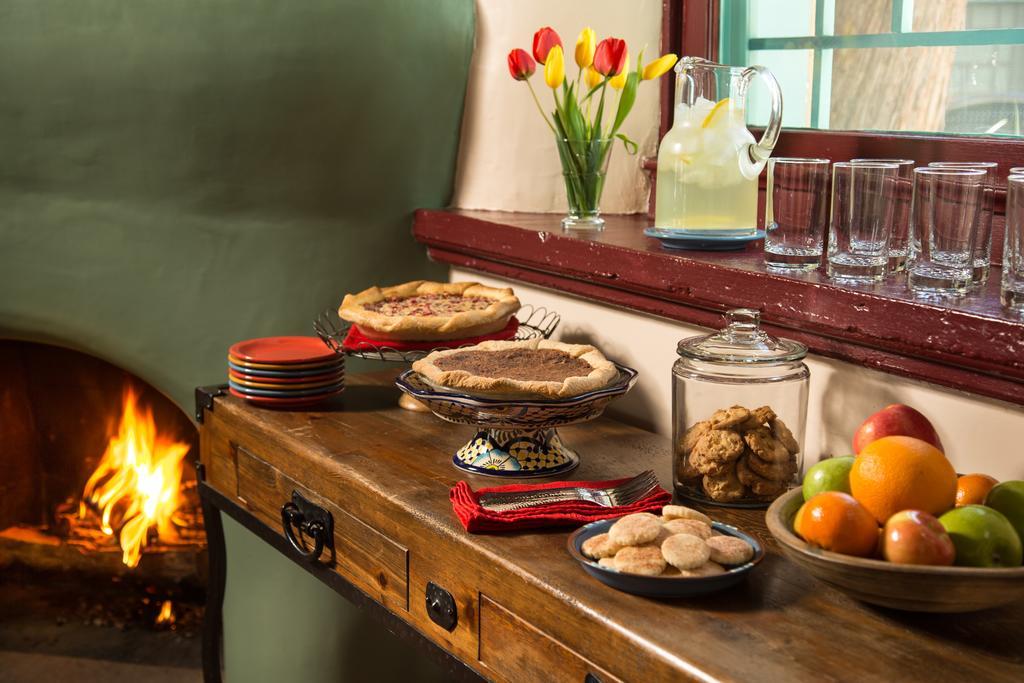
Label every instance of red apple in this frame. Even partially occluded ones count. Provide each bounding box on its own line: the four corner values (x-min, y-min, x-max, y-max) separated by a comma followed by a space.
852, 404, 943, 454
882, 510, 956, 566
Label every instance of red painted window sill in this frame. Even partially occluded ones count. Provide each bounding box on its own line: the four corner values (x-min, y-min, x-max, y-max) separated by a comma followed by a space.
413, 209, 1024, 406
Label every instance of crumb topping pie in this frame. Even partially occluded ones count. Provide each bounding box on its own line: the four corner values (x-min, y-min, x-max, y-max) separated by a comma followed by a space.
339, 281, 520, 341
412, 339, 619, 399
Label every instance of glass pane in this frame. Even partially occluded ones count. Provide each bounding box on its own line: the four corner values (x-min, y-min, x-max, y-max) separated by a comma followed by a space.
747, 49, 815, 128
914, 0, 1024, 32
834, 0, 892, 35
745, 0, 815, 38
728, 0, 1024, 137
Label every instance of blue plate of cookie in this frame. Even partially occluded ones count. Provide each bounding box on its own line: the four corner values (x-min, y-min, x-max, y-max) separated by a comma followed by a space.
567, 510, 764, 598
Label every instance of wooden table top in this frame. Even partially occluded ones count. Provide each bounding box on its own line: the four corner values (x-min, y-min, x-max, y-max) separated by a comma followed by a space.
212, 370, 1024, 682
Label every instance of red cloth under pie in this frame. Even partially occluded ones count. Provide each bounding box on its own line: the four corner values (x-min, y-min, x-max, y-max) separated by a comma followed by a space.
450, 476, 672, 533
342, 317, 520, 352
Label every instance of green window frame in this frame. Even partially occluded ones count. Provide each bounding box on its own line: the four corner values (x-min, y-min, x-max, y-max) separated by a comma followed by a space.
720, 0, 1024, 131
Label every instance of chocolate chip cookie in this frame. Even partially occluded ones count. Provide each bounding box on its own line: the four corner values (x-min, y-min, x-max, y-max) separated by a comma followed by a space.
702, 462, 747, 502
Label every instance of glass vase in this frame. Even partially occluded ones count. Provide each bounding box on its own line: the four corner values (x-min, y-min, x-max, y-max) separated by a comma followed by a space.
556, 137, 613, 231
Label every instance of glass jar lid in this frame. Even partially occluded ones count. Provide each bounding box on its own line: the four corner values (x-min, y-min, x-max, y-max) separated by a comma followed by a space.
676, 309, 807, 364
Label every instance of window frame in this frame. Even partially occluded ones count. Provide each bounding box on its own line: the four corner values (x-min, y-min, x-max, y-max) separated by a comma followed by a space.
663, 0, 1024, 188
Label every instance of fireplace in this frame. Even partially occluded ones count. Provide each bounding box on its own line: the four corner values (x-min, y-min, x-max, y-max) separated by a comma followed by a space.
0, 340, 206, 671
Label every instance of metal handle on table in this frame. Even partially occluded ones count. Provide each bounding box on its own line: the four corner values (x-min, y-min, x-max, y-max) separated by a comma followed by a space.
280, 490, 333, 562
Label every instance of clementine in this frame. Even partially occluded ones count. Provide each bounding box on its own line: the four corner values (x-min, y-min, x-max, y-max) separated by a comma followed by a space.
956, 473, 999, 507
849, 436, 957, 524
795, 491, 879, 557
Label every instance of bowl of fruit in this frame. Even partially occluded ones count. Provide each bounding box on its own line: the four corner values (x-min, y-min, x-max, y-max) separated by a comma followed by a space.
766, 404, 1024, 613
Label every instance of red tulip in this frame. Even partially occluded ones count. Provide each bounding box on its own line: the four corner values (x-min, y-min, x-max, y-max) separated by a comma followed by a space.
593, 37, 628, 77
532, 27, 563, 65
507, 48, 536, 81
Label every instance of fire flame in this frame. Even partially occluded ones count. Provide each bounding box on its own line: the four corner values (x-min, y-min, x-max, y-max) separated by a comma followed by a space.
156, 599, 176, 626
80, 386, 190, 568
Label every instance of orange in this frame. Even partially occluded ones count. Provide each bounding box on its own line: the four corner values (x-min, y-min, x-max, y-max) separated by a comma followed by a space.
850, 436, 957, 524
794, 492, 879, 557
956, 473, 999, 507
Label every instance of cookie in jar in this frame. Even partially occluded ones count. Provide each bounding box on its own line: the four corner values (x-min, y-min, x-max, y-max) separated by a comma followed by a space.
672, 310, 809, 507
678, 404, 801, 504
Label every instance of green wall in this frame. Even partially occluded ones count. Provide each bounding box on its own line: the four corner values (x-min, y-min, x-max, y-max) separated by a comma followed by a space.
0, 1, 475, 680
0, 0, 474, 411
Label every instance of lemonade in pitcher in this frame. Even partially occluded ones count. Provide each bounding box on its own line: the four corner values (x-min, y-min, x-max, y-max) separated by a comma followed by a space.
655, 58, 782, 235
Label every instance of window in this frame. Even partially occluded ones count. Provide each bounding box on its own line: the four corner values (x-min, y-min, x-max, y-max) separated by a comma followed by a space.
719, 0, 1024, 137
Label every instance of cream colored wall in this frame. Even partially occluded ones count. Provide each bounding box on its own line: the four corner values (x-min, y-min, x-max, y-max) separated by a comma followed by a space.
451, 268, 1024, 482
451, 0, 663, 214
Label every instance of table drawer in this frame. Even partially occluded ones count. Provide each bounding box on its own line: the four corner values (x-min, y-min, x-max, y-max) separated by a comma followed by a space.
479, 595, 621, 683
234, 443, 408, 612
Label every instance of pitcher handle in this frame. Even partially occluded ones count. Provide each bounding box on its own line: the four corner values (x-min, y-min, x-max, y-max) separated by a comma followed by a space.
741, 65, 783, 166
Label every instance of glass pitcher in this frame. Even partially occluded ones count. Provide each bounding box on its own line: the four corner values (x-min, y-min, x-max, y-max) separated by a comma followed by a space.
655, 57, 783, 235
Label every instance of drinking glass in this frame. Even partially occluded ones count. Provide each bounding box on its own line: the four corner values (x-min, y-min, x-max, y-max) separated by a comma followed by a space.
1002, 175, 1024, 311
1010, 167, 1024, 176
851, 158, 914, 273
826, 162, 899, 283
928, 162, 997, 286
764, 158, 830, 272
907, 168, 985, 297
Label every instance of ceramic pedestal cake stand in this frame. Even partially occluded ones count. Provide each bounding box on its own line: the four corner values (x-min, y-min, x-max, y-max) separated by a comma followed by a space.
394, 364, 638, 478
314, 306, 561, 411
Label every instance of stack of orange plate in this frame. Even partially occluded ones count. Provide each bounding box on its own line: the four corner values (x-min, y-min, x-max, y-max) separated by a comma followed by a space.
228, 337, 344, 407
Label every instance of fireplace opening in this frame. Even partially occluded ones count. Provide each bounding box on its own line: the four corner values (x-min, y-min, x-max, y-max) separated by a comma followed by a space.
0, 340, 205, 676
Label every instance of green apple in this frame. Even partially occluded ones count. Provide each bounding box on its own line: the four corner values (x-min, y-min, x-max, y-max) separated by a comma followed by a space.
802, 456, 855, 502
939, 505, 1023, 567
985, 481, 1024, 545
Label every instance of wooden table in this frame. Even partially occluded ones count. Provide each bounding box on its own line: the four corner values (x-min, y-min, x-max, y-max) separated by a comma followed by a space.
196, 372, 1024, 682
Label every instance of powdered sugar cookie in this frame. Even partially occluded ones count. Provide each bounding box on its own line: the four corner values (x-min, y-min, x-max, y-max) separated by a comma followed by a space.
706, 535, 755, 566
661, 505, 712, 525
664, 518, 712, 540
661, 533, 711, 570
614, 545, 666, 576
608, 512, 662, 546
581, 532, 623, 560
678, 561, 726, 577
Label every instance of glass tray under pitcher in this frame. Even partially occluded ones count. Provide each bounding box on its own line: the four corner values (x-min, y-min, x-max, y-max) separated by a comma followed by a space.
672, 309, 808, 508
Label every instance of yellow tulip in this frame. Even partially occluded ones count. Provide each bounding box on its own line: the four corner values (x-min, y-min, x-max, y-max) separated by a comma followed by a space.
584, 65, 603, 90
642, 53, 678, 80
544, 45, 565, 88
609, 51, 629, 90
574, 27, 596, 69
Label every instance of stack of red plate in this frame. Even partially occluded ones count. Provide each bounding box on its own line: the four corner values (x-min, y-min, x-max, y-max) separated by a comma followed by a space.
228, 337, 344, 407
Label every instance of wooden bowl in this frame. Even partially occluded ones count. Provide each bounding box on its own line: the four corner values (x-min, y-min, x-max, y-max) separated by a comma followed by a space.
766, 488, 1024, 613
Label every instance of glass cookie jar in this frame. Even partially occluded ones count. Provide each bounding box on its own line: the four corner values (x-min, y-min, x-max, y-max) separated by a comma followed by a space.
673, 309, 809, 507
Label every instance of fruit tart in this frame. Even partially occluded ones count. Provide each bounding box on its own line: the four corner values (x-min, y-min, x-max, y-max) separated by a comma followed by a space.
412, 338, 618, 399
339, 280, 520, 342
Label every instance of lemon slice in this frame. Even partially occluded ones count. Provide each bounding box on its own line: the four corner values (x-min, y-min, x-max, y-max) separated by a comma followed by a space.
701, 97, 731, 129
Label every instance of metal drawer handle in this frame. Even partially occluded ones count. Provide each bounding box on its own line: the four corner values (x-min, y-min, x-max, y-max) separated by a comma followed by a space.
280, 491, 333, 562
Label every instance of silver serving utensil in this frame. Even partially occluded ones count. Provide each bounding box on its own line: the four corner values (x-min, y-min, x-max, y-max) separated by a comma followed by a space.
478, 470, 660, 513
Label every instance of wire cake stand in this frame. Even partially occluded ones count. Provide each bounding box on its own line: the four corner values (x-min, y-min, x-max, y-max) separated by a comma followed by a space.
314, 305, 561, 410
394, 364, 638, 478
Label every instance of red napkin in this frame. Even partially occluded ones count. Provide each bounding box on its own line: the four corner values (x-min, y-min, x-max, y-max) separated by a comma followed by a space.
450, 476, 672, 533
342, 317, 519, 352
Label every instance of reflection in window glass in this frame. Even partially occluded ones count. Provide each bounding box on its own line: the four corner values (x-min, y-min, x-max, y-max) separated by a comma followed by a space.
724, 0, 1024, 136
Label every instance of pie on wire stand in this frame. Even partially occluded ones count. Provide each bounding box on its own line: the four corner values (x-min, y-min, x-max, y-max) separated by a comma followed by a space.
314, 305, 561, 410
394, 363, 638, 478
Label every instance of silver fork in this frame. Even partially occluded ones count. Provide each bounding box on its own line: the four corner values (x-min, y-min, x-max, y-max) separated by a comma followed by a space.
478, 470, 660, 513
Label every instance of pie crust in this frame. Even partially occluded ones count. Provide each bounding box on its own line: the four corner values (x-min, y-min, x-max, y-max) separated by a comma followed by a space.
338, 280, 520, 341
412, 339, 619, 399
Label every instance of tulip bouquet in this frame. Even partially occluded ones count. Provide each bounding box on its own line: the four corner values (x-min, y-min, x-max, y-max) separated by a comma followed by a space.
508, 26, 676, 229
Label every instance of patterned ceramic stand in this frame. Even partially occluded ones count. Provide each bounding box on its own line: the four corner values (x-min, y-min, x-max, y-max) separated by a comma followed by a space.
314, 305, 561, 411
394, 364, 638, 478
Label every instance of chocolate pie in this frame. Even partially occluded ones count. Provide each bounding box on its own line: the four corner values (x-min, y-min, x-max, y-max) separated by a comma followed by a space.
412, 339, 619, 399
339, 280, 520, 341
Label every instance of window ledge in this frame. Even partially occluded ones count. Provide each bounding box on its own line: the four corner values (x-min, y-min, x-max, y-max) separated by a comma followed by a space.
413, 209, 1024, 406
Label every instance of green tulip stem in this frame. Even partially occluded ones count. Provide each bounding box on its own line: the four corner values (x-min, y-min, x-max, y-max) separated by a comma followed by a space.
525, 81, 557, 135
